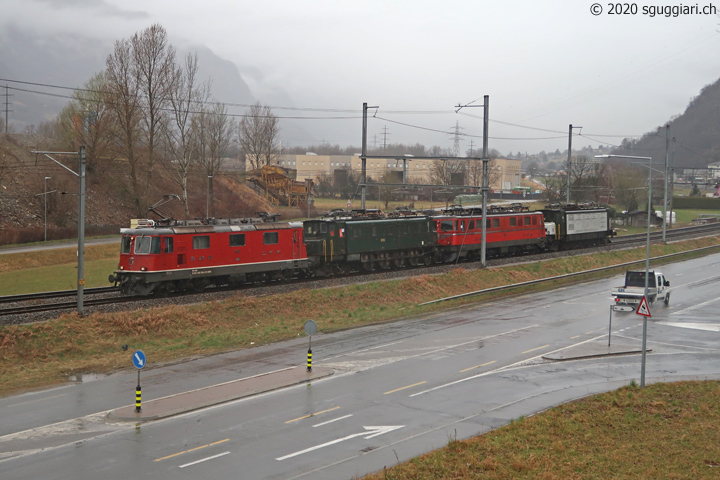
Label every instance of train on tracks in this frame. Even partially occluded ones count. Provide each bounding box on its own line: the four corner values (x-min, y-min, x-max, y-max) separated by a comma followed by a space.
108, 203, 615, 295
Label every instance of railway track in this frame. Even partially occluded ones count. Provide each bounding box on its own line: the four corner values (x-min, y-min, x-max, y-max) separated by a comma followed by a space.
2, 222, 719, 323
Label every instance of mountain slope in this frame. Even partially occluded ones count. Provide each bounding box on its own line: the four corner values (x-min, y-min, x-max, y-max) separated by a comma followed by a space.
612, 77, 720, 169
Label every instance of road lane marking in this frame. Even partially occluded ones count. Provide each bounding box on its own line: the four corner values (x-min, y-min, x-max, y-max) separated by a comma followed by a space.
410, 333, 609, 398
585, 331, 594, 335
276, 426, 404, 461
522, 345, 549, 354
154, 439, 230, 462
7, 393, 68, 408
384, 381, 427, 395
286, 406, 340, 424
460, 361, 496, 373
570, 335, 581, 339
179, 451, 230, 468
313, 414, 353, 427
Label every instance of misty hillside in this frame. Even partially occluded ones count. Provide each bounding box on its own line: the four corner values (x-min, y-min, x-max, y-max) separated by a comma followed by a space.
612, 76, 720, 169
0, 27, 256, 131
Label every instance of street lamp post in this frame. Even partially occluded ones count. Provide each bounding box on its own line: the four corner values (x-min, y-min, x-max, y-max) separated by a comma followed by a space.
44, 176, 51, 241
596, 154, 652, 387
206, 175, 213, 218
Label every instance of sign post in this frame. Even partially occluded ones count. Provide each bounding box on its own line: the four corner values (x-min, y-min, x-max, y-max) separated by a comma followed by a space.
304, 320, 317, 372
132, 350, 146, 412
608, 305, 613, 347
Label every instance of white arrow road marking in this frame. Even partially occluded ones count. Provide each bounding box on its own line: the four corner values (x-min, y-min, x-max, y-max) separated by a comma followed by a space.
134, 353, 144, 366
276, 425, 404, 461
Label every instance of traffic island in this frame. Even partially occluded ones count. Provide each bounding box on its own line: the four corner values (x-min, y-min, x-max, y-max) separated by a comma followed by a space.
107, 366, 334, 422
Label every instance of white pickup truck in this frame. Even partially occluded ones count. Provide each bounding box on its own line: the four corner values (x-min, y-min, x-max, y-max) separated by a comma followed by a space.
611, 270, 670, 310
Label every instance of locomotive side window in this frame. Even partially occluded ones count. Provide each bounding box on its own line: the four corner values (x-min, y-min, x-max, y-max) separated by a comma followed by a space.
492, 218, 500, 228
264, 232, 279, 245
134, 235, 152, 254
468, 220, 475, 230
320, 223, 327, 234
150, 237, 161, 254
524, 217, 531, 226
193, 235, 210, 249
163, 237, 174, 253
230, 234, 246, 247
121, 236, 132, 254
509, 218, 517, 227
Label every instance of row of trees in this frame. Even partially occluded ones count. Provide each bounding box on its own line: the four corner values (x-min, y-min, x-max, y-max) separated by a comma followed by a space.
55, 24, 280, 217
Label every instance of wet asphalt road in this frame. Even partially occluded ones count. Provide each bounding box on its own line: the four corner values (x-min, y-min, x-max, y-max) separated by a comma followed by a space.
2, 253, 720, 479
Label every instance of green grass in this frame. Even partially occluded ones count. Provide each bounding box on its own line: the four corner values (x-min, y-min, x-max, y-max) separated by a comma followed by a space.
363, 381, 720, 479
0, 258, 118, 295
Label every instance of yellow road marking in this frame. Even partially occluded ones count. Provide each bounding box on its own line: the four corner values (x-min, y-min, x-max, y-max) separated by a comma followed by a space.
460, 361, 496, 373
384, 381, 427, 395
154, 439, 230, 462
285, 406, 340, 424
7, 393, 68, 408
586, 331, 594, 335
570, 335, 581, 339
522, 344, 550, 354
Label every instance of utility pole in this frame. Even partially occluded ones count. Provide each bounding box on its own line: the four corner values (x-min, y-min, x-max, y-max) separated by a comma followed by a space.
361, 103, 379, 209
451, 121, 462, 157
31, 147, 87, 315
662, 124, 670, 243
455, 96, 490, 267
380, 125, 390, 151
566, 124, 582, 204
481, 96, 489, 267
3, 85, 12, 133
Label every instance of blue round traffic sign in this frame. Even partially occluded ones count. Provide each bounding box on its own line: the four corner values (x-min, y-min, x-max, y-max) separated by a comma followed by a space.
132, 350, 146, 369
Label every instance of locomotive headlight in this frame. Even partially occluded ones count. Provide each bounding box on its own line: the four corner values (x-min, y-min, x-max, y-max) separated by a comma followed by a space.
141, 267, 147, 271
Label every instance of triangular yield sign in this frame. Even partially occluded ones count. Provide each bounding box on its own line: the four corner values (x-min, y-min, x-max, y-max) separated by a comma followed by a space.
636, 296, 651, 317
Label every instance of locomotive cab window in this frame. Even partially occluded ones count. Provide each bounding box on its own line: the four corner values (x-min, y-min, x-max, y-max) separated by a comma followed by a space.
264, 232, 279, 245
229, 234, 246, 247
121, 236, 132, 254
134, 235, 153, 254
320, 223, 328, 234
440, 220, 453, 232
193, 235, 210, 249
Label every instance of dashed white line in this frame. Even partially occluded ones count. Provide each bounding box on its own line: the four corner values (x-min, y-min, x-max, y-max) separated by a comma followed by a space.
178, 451, 231, 469
313, 414, 353, 427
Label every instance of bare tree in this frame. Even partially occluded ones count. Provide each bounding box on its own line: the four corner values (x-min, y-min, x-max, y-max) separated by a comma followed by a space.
56, 72, 115, 172
132, 24, 176, 196
105, 37, 144, 216
195, 101, 235, 216
430, 158, 465, 186
238, 102, 281, 170
163, 53, 208, 216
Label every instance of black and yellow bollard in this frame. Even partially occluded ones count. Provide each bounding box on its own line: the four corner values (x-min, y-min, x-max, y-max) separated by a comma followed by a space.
307, 348, 312, 372
135, 385, 142, 412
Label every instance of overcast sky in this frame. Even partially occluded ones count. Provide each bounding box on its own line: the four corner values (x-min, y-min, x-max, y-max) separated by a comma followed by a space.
6, 0, 720, 154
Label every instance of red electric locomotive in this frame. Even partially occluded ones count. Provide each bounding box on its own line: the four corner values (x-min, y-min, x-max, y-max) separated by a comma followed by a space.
432, 205, 546, 262
109, 217, 309, 295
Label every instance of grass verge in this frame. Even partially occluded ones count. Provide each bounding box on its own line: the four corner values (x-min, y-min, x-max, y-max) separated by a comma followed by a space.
363, 380, 720, 479
0, 236, 719, 396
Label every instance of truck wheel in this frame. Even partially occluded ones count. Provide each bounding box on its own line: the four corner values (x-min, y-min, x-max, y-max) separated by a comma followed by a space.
664, 293, 670, 306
